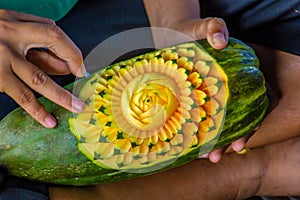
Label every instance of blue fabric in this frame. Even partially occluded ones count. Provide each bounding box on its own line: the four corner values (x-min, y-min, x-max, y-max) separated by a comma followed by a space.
0, 173, 49, 200
56, 0, 150, 58
200, 0, 300, 55
0, 188, 49, 200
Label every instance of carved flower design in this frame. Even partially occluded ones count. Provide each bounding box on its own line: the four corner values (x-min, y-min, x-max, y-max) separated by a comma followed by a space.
70, 42, 228, 172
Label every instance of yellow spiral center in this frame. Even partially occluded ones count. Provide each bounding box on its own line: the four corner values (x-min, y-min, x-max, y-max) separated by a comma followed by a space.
117, 72, 181, 135
129, 82, 178, 128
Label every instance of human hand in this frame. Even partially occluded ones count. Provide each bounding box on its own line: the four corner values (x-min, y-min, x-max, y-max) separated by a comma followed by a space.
0, 10, 86, 128
145, 0, 248, 162
170, 17, 251, 162
168, 17, 229, 50
202, 136, 250, 163
242, 44, 300, 148
144, 0, 229, 49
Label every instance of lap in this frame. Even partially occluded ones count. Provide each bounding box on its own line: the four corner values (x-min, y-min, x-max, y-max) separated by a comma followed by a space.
49, 136, 300, 199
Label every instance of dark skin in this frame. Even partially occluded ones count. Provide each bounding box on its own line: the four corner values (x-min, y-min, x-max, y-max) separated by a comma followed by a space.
49, 138, 300, 200
49, 44, 300, 200
245, 44, 300, 148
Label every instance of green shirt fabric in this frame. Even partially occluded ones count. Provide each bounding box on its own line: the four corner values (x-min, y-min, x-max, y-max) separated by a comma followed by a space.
0, 0, 78, 21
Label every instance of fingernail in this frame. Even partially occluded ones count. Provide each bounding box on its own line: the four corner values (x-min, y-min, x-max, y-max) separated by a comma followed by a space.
232, 143, 244, 152
209, 154, 221, 163
78, 63, 87, 77
213, 32, 226, 45
45, 115, 57, 128
72, 97, 86, 113
199, 153, 209, 159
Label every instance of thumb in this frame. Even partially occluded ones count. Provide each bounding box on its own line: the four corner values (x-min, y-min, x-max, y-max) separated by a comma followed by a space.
193, 17, 229, 49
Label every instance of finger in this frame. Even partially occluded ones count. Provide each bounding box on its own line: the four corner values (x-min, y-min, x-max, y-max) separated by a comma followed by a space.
0, 9, 55, 24
2, 71, 57, 128
15, 22, 86, 77
11, 56, 86, 113
231, 137, 248, 152
193, 18, 228, 49
208, 148, 224, 163
205, 18, 229, 49
27, 48, 71, 75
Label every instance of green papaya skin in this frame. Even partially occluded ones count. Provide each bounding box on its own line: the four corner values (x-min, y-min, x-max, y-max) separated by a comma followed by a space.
0, 38, 268, 186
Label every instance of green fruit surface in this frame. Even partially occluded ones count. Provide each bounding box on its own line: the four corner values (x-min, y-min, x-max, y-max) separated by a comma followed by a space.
0, 38, 268, 186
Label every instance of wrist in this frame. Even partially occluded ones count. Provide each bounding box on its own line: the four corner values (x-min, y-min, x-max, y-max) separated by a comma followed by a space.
143, 0, 200, 28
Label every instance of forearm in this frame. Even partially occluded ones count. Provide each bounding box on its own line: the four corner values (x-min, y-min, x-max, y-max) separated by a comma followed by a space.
256, 137, 300, 196
245, 44, 300, 148
50, 150, 264, 200
143, 0, 200, 28
49, 137, 300, 199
